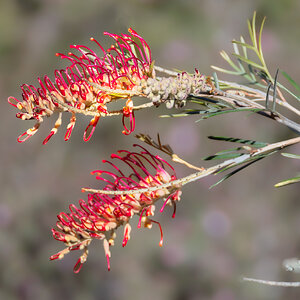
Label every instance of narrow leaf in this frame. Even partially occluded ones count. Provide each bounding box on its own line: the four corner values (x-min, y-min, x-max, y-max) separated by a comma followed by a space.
215, 147, 244, 154
258, 16, 266, 56
207, 135, 268, 148
210, 157, 264, 188
215, 152, 275, 175
281, 153, 300, 159
220, 50, 241, 72
232, 54, 264, 70
233, 41, 240, 55
277, 83, 300, 101
211, 66, 241, 75
197, 108, 262, 120
232, 42, 247, 73
240, 36, 248, 59
212, 72, 220, 90
232, 40, 256, 51
247, 19, 255, 47
252, 11, 258, 49
281, 71, 300, 92
203, 152, 242, 161
275, 176, 300, 187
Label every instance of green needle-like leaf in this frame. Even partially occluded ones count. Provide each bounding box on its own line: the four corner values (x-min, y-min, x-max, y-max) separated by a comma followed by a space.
281, 153, 300, 159
211, 66, 241, 75
240, 36, 248, 59
275, 176, 300, 187
251, 11, 258, 49
220, 50, 241, 71
232, 54, 264, 70
196, 108, 262, 120
258, 16, 266, 57
215, 152, 275, 175
203, 152, 242, 161
232, 40, 256, 51
212, 72, 220, 90
281, 71, 300, 92
210, 157, 264, 188
247, 19, 255, 47
207, 136, 268, 148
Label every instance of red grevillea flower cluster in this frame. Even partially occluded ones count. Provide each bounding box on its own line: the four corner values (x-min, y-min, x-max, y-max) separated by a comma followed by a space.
50, 145, 182, 273
8, 29, 153, 144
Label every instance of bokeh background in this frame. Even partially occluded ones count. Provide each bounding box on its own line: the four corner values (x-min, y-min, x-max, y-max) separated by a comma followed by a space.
1, 0, 300, 299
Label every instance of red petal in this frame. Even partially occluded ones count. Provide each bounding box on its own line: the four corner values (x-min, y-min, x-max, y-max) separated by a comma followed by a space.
83, 116, 100, 141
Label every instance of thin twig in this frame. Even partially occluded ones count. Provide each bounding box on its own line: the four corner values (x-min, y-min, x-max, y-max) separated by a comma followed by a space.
51, 94, 154, 117
243, 277, 300, 287
192, 90, 300, 135
131, 102, 155, 110
171, 154, 204, 171
82, 136, 300, 195
135, 133, 204, 171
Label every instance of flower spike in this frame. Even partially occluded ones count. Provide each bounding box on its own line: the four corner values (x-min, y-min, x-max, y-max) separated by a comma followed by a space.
8, 29, 153, 144
50, 145, 182, 272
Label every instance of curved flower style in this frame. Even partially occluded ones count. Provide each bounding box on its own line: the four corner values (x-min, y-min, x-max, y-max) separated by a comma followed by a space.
50, 145, 182, 273
8, 29, 153, 144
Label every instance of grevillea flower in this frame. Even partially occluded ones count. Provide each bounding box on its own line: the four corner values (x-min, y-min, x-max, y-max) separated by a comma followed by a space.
8, 29, 153, 144
50, 145, 182, 273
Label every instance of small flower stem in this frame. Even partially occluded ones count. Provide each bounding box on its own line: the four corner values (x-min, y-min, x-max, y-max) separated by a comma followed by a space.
51, 94, 154, 117
171, 154, 204, 171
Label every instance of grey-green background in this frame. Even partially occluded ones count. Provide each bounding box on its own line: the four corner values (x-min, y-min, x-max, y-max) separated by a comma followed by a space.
1, 0, 300, 299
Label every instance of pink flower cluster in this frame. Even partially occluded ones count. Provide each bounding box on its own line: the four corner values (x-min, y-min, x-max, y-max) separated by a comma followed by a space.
50, 145, 182, 273
8, 29, 153, 144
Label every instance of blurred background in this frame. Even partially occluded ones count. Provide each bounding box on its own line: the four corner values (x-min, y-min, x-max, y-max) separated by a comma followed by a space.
1, 0, 300, 299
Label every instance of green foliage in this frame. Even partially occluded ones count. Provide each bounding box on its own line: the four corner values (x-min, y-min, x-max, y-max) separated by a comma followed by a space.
201, 135, 277, 188
211, 12, 300, 101
203, 136, 268, 161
